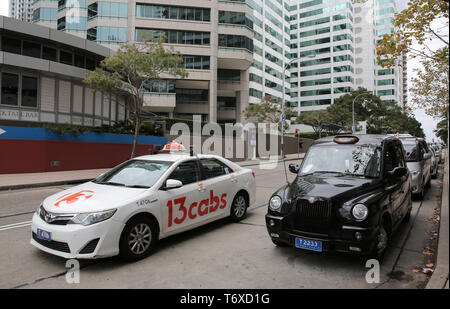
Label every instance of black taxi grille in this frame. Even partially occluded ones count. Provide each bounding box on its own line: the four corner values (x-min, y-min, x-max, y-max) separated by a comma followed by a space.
293, 199, 332, 234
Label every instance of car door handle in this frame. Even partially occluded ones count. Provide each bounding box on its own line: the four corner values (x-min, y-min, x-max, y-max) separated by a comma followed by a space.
198, 187, 206, 192
230, 178, 238, 183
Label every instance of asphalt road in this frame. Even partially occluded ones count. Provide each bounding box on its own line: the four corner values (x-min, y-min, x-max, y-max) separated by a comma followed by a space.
0, 160, 444, 289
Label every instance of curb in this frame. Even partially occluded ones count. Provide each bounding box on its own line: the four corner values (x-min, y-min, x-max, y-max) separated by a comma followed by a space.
0, 179, 94, 192
426, 149, 449, 289
0, 155, 305, 191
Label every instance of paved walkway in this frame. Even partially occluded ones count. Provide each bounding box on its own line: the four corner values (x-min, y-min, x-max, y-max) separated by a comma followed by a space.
0, 153, 304, 191
427, 149, 449, 289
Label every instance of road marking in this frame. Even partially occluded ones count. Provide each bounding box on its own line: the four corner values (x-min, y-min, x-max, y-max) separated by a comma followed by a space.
0, 220, 32, 232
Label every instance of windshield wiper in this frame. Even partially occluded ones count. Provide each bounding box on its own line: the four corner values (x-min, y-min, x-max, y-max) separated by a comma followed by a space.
94, 181, 126, 187
126, 185, 150, 189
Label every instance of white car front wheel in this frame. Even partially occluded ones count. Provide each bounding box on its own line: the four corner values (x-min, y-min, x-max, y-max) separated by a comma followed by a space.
119, 216, 158, 261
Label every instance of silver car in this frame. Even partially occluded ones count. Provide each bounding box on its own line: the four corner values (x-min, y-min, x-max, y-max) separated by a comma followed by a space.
399, 137, 432, 199
429, 147, 438, 179
431, 144, 443, 164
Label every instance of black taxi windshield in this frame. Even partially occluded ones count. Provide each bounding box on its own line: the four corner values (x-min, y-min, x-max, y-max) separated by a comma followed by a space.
299, 144, 381, 178
93, 160, 173, 188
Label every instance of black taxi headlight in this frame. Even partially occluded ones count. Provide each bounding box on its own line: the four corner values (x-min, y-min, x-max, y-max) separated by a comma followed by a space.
269, 196, 282, 212
352, 204, 368, 221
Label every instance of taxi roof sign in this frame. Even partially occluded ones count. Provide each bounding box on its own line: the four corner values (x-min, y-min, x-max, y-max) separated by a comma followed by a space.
333, 136, 359, 144
158, 140, 187, 153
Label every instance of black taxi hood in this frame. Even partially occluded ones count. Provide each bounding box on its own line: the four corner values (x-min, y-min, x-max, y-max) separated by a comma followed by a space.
288, 173, 381, 200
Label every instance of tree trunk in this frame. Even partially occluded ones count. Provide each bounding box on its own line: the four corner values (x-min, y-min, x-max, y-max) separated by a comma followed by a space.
131, 113, 140, 159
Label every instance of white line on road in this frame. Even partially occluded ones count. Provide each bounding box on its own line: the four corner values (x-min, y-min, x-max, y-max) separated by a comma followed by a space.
0, 221, 32, 232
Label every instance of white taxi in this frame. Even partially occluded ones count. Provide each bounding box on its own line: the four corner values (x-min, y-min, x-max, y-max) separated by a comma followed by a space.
30, 142, 256, 261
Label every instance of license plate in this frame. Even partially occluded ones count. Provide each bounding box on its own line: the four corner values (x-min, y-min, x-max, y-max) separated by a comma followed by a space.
36, 229, 51, 241
295, 237, 322, 252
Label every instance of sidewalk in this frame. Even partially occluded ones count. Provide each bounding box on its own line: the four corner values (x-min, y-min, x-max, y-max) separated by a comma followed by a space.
0, 153, 304, 191
427, 149, 449, 289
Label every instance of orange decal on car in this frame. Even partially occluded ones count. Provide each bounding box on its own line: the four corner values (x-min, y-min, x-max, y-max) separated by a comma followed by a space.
54, 190, 94, 207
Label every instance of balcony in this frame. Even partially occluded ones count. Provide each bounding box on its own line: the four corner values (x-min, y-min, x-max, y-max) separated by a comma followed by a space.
218, 47, 253, 70
142, 93, 176, 113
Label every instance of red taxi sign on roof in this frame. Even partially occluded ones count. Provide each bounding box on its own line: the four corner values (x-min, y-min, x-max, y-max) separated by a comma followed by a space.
159, 140, 186, 153
333, 136, 359, 144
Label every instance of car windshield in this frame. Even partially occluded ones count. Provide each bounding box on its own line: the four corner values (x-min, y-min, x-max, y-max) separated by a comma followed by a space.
402, 142, 419, 162
93, 160, 173, 188
299, 144, 381, 178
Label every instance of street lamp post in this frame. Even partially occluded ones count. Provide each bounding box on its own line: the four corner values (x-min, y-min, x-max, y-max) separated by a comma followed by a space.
281, 54, 315, 160
352, 93, 366, 134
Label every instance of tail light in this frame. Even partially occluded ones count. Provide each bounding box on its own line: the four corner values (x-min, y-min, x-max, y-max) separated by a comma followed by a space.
252, 171, 255, 178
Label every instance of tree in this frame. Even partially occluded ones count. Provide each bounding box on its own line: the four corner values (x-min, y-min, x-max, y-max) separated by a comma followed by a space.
434, 118, 449, 144
376, 0, 449, 66
326, 88, 375, 128
84, 35, 188, 158
294, 110, 332, 138
326, 88, 425, 137
376, 0, 449, 119
244, 96, 294, 131
409, 59, 449, 118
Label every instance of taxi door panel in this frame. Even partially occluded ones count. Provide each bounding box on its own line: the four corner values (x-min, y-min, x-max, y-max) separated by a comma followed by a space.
157, 160, 203, 234
198, 159, 237, 220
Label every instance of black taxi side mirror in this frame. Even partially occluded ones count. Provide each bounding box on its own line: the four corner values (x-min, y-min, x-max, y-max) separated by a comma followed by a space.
387, 167, 407, 179
289, 164, 300, 174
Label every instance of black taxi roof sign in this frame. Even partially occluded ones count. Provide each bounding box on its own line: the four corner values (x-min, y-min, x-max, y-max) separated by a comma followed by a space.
333, 136, 359, 144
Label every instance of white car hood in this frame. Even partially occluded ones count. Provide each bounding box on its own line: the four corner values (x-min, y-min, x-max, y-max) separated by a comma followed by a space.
42, 182, 150, 214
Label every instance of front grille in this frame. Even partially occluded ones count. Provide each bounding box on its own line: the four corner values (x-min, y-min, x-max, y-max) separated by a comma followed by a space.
39, 207, 73, 225
32, 232, 71, 253
79, 238, 100, 254
293, 199, 332, 234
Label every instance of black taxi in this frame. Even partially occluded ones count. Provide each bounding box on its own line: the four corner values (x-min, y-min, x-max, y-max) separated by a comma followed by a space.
265, 135, 412, 260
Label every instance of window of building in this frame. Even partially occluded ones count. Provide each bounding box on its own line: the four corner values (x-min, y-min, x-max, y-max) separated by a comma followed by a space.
21, 76, 38, 108
42, 46, 57, 62
59, 50, 73, 65
1, 73, 19, 106
1, 36, 21, 54
22, 40, 41, 58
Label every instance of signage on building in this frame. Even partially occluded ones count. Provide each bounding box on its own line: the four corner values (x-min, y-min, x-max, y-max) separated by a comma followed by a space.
0, 109, 20, 120
21, 111, 39, 121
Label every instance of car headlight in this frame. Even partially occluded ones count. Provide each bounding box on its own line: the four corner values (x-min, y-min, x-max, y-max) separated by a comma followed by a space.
68, 209, 117, 226
352, 204, 368, 221
269, 196, 282, 211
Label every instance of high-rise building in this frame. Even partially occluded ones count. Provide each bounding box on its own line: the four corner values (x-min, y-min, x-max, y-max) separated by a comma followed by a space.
33, 0, 255, 123
31, 0, 59, 28
246, 0, 292, 108
288, 0, 406, 114
9, 0, 33, 22
29, 0, 407, 122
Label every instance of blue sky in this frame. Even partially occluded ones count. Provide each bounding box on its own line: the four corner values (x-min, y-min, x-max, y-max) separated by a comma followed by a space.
0, 1, 445, 141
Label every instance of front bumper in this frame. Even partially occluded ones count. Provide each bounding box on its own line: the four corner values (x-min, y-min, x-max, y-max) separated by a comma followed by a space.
30, 212, 125, 259
265, 214, 378, 254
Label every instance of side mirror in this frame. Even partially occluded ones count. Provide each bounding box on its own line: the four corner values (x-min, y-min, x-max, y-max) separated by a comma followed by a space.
289, 163, 300, 174
387, 167, 407, 179
161, 179, 183, 190
423, 153, 432, 160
